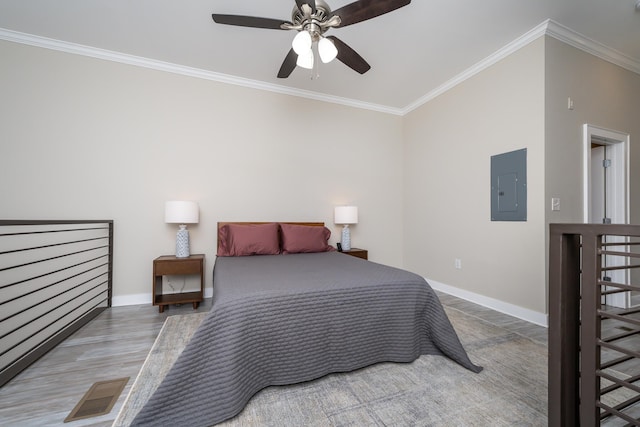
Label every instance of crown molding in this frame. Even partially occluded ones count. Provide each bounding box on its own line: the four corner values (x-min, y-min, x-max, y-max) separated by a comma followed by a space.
402, 19, 640, 115
1, 22, 637, 117
544, 19, 640, 76
0, 28, 403, 116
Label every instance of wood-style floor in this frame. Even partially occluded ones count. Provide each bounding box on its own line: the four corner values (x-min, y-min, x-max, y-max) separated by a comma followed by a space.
0, 293, 546, 427
0, 300, 213, 427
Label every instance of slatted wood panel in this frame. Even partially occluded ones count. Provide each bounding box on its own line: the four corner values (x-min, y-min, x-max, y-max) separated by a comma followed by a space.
0, 220, 113, 387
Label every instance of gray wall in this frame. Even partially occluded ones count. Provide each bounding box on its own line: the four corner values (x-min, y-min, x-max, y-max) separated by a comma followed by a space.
544, 36, 640, 299
544, 36, 640, 226
0, 40, 404, 303
403, 39, 546, 317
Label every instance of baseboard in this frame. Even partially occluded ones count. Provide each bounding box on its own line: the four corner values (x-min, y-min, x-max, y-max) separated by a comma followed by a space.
427, 278, 549, 327
112, 293, 151, 307
112, 288, 214, 307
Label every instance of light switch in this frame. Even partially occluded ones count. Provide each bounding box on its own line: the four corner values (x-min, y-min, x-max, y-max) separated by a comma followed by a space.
551, 198, 560, 211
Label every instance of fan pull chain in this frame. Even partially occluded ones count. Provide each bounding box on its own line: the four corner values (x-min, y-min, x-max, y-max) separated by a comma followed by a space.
310, 44, 320, 80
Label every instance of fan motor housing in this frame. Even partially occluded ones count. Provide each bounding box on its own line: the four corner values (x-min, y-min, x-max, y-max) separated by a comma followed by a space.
292, 1, 332, 39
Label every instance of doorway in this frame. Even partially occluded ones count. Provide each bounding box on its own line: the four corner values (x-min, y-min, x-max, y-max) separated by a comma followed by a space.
583, 124, 630, 307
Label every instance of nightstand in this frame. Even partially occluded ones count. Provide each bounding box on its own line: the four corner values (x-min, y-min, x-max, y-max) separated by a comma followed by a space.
152, 254, 204, 313
341, 248, 368, 260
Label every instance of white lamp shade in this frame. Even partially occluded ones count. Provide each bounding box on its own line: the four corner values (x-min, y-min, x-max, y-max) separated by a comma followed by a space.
318, 37, 338, 63
165, 201, 199, 224
334, 206, 358, 225
292, 31, 312, 55
296, 49, 314, 69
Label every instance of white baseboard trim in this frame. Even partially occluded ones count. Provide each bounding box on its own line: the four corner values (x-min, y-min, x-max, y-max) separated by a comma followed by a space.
112, 287, 214, 307
427, 278, 548, 327
112, 293, 151, 307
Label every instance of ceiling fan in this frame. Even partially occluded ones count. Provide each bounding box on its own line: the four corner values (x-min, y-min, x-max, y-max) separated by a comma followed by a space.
212, 0, 411, 78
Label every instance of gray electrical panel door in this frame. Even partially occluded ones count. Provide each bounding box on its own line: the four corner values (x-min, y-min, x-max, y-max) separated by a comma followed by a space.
491, 148, 527, 221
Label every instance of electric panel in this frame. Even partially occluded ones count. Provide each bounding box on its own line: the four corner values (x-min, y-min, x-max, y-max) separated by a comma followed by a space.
491, 148, 527, 221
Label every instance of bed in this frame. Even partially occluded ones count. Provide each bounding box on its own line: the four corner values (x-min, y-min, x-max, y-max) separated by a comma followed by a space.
131, 222, 481, 426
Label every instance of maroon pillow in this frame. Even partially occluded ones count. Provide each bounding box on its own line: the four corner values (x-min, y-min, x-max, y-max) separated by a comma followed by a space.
280, 223, 335, 254
217, 223, 280, 256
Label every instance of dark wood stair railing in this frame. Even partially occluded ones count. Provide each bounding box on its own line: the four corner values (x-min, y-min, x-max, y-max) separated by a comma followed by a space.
549, 223, 640, 426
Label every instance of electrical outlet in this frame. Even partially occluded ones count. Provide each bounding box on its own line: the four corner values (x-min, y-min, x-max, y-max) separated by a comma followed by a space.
455, 258, 462, 270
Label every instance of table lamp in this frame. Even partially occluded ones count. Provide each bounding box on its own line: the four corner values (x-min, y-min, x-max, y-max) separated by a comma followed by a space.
165, 201, 199, 258
334, 206, 358, 251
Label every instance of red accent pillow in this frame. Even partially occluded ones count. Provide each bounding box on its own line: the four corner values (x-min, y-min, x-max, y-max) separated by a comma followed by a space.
217, 223, 281, 256
280, 223, 335, 254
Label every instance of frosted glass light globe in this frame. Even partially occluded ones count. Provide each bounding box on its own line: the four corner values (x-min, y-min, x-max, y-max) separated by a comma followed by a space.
292, 31, 312, 55
318, 37, 338, 63
296, 49, 314, 69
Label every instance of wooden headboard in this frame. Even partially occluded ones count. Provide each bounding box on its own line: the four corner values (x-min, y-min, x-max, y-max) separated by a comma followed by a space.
216, 222, 324, 252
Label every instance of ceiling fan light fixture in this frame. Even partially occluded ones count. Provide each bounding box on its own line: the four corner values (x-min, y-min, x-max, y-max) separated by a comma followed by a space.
318, 37, 338, 63
212, 0, 412, 78
296, 49, 314, 69
292, 30, 312, 55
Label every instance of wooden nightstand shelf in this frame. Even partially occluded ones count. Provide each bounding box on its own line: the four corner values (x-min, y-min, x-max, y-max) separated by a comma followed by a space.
341, 248, 368, 260
153, 254, 204, 313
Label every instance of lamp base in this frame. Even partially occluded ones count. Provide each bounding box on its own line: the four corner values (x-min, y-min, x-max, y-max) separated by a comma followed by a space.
175, 225, 190, 258
341, 225, 351, 251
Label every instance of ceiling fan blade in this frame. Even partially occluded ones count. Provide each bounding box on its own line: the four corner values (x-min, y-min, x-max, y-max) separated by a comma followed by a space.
277, 49, 298, 78
295, 0, 316, 13
212, 14, 291, 30
326, 36, 371, 74
332, 0, 411, 28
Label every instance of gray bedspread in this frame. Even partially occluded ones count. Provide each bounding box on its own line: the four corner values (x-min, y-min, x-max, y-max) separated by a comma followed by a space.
131, 252, 481, 426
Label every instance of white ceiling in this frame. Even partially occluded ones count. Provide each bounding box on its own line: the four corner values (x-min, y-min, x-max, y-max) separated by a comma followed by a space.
1, 0, 639, 112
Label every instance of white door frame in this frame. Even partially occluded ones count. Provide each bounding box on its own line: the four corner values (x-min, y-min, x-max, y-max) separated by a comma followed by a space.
582, 124, 630, 307
582, 124, 630, 224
